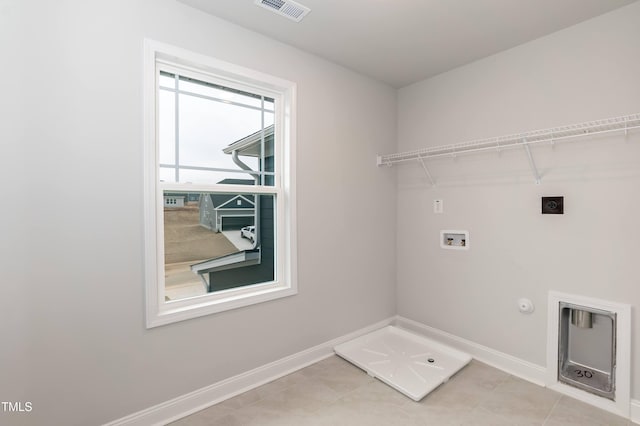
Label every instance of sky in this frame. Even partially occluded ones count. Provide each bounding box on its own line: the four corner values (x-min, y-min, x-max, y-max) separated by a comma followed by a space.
158, 73, 274, 185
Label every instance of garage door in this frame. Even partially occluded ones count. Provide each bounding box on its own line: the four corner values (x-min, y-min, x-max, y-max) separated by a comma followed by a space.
221, 216, 254, 231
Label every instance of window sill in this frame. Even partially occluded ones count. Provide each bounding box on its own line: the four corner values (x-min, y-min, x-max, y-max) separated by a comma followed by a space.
147, 282, 297, 328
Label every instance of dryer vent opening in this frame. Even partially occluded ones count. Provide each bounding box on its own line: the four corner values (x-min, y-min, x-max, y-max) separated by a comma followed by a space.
558, 302, 616, 400
570, 308, 593, 329
547, 292, 631, 418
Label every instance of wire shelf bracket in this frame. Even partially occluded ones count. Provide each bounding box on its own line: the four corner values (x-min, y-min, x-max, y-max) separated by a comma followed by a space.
521, 138, 541, 185
377, 113, 640, 184
418, 157, 436, 186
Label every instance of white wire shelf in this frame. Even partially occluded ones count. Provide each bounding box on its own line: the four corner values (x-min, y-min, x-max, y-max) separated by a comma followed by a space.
377, 113, 640, 185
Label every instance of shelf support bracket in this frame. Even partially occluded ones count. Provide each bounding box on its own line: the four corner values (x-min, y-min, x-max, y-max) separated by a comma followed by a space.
522, 139, 541, 185
417, 157, 436, 186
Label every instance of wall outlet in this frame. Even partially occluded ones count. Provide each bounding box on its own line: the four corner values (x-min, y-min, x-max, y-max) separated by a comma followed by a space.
434, 199, 443, 214
542, 196, 564, 214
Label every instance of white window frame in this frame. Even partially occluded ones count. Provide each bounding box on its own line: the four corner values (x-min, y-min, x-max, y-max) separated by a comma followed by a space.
143, 39, 297, 328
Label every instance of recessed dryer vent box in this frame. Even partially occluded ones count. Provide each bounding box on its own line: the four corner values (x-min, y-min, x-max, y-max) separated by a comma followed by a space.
558, 302, 616, 400
440, 230, 469, 250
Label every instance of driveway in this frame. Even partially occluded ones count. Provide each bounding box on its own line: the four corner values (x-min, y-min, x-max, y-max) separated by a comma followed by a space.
222, 230, 255, 251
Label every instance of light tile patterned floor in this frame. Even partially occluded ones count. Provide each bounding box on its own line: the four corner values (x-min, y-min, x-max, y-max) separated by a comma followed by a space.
170, 356, 632, 426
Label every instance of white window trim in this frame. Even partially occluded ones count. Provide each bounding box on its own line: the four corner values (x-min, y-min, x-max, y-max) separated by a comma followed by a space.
143, 39, 297, 328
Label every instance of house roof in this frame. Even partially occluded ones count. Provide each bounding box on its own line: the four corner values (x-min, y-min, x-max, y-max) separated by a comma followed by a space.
190, 249, 260, 275
223, 125, 274, 157
209, 193, 255, 209
216, 178, 255, 185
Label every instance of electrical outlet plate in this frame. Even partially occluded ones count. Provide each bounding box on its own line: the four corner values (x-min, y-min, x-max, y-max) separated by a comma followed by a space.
434, 199, 443, 214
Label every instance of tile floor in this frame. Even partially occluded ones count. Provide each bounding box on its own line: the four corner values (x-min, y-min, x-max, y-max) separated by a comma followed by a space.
170, 355, 633, 426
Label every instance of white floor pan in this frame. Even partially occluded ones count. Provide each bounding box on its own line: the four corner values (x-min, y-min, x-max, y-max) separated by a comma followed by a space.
334, 326, 471, 401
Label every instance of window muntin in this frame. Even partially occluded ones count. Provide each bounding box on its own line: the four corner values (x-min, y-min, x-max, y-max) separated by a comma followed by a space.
144, 40, 296, 327
157, 69, 275, 186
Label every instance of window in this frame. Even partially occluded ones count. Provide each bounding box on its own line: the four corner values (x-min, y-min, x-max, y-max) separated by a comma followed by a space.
144, 40, 297, 327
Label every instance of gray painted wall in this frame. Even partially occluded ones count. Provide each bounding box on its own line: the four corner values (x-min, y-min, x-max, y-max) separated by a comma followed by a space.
396, 2, 640, 401
5, 0, 639, 424
0, 1, 397, 424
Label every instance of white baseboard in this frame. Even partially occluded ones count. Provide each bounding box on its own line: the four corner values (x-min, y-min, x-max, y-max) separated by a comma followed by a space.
631, 399, 640, 425
103, 317, 395, 426
105, 315, 635, 425
394, 316, 548, 386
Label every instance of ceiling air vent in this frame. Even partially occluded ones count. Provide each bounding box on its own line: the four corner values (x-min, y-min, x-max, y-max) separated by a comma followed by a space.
254, 0, 310, 22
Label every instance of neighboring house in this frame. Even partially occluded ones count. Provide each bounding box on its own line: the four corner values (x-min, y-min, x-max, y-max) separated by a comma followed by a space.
164, 193, 200, 208
164, 194, 185, 208
199, 183, 255, 232
186, 193, 201, 203
192, 126, 275, 292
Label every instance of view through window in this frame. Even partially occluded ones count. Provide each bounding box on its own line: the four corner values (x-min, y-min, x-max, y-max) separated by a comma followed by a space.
145, 40, 296, 327
158, 70, 277, 302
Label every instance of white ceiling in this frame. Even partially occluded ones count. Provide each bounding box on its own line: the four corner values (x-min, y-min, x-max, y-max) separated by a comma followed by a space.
178, 0, 637, 88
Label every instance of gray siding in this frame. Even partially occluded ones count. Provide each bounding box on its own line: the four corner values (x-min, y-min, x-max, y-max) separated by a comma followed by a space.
208, 195, 274, 291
